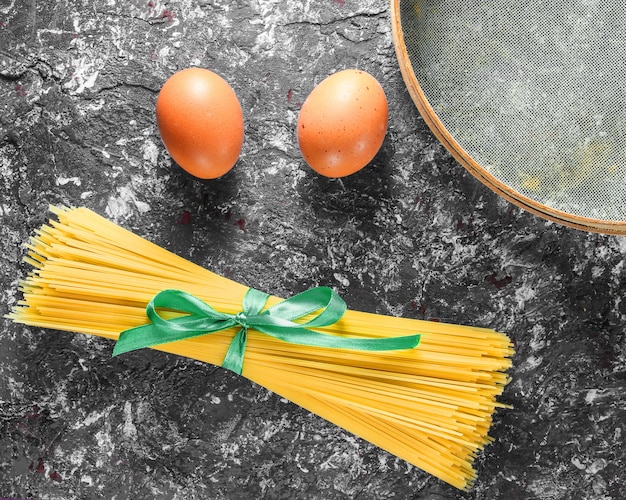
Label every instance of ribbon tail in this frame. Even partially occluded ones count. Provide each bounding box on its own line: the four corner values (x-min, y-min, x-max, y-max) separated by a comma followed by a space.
113, 315, 235, 357
222, 327, 248, 375
113, 323, 182, 356
255, 324, 421, 352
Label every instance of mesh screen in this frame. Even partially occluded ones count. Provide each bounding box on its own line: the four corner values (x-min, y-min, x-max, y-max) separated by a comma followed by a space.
399, 0, 626, 222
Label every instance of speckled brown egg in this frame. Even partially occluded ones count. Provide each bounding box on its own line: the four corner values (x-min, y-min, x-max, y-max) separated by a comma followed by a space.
297, 69, 388, 177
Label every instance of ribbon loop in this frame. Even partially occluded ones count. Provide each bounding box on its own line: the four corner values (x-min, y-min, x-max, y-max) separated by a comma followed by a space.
113, 287, 421, 375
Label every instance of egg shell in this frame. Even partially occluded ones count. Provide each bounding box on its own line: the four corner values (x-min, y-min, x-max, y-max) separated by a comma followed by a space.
156, 68, 244, 179
297, 69, 388, 178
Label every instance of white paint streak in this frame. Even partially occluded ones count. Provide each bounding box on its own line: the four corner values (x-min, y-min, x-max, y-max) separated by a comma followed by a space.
56, 176, 82, 186
514, 284, 536, 310
333, 273, 350, 287
251, 0, 293, 58
81, 475, 94, 486
71, 409, 107, 429
528, 323, 546, 351
585, 388, 607, 404
122, 401, 138, 440
69, 449, 86, 466
0, 1, 15, 14
523, 355, 542, 371
142, 139, 160, 167
219, 442, 242, 465
106, 182, 151, 219
94, 425, 114, 467
64, 56, 100, 94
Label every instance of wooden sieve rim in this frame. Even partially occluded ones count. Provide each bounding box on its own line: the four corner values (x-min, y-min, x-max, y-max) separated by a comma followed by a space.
390, 0, 626, 235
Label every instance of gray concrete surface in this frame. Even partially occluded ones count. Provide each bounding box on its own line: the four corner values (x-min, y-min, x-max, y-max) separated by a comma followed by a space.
1, 1, 625, 499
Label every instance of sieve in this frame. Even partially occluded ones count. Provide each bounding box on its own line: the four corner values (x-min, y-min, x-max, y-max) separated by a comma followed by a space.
391, 0, 626, 234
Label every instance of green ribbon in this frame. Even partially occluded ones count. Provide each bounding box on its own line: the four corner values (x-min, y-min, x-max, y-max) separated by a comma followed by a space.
113, 286, 420, 375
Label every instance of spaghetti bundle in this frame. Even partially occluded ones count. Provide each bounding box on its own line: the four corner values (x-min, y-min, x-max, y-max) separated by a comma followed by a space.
7, 206, 514, 490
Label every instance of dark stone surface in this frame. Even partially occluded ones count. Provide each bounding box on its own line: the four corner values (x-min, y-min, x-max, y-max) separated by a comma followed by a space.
1, 1, 625, 499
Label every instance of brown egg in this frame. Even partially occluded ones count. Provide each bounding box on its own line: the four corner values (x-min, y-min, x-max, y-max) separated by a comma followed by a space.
156, 68, 244, 179
297, 69, 388, 177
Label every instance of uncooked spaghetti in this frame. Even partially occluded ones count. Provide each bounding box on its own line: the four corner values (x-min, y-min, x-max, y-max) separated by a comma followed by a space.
7, 206, 513, 490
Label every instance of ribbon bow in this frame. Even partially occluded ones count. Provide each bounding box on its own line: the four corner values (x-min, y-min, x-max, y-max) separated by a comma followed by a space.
113, 286, 420, 375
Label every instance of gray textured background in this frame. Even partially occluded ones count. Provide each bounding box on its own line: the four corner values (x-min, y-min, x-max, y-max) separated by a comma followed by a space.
1, 1, 625, 499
